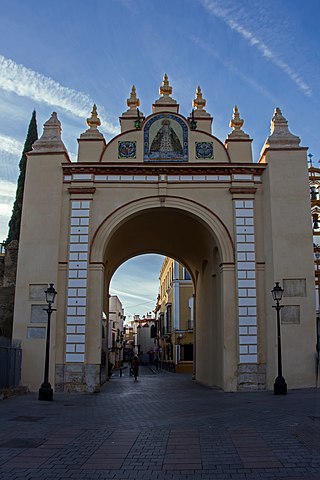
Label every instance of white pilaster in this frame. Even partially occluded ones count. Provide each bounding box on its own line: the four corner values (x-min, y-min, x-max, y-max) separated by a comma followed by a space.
234, 200, 258, 363
65, 200, 91, 362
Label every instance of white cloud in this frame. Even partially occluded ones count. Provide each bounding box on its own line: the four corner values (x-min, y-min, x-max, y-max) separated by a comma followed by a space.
0, 178, 15, 199
109, 287, 156, 317
0, 54, 120, 135
0, 202, 13, 217
0, 179, 15, 240
0, 216, 9, 242
109, 288, 154, 304
190, 35, 276, 102
0, 132, 79, 163
68, 152, 77, 163
200, 0, 312, 97
0, 134, 22, 156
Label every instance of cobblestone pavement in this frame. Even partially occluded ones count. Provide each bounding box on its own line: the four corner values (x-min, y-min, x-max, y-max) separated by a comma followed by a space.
1, 366, 320, 479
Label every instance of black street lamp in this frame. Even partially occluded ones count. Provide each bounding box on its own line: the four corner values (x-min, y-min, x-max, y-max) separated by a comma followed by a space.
39, 283, 57, 401
271, 282, 287, 395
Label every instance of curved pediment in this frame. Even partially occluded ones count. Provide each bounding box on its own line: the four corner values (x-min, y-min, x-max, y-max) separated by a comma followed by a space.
100, 111, 230, 164
77, 77, 253, 164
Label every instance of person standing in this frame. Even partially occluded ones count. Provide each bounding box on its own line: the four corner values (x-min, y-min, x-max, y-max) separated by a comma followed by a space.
131, 356, 140, 381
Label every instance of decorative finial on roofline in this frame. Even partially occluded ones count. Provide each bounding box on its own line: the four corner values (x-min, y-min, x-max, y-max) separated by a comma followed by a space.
87, 104, 101, 130
269, 107, 300, 147
230, 105, 244, 131
81, 104, 104, 139
227, 105, 250, 140
160, 73, 172, 97
32, 112, 67, 152
260, 107, 301, 154
127, 85, 140, 110
193, 85, 206, 110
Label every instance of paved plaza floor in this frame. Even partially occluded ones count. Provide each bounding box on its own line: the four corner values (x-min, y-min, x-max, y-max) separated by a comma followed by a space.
1, 367, 320, 479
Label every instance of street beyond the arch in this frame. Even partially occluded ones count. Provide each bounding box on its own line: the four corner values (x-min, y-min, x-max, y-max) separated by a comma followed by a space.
1, 369, 320, 480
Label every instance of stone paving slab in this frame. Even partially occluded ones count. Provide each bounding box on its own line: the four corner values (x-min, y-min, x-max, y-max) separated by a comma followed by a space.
1, 366, 320, 478
229, 427, 282, 469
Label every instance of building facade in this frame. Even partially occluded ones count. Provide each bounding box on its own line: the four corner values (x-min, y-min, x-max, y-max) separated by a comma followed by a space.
156, 258, 194, 373
12, 75, 316, 393
133, 314, 156, 364
107, 296, 124, 369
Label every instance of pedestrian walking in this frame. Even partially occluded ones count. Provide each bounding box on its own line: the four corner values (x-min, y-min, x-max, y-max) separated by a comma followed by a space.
131, 355, 140, 381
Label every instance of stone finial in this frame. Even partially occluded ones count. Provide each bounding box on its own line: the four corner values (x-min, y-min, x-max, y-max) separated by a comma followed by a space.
154, 73, 177, 106
32, 112, 67, 152
80, 104, 104, 139
190, 86, 211, 119
227, 105, 249, 139
127, 85, 140, 110
263, 107, 300, 149
193, 86, 206, 110
160, 73, 172, 97
87, 104, 101, 129
122, 86, 144, 118
270, 107, 291, 135
230, 105, 244, 131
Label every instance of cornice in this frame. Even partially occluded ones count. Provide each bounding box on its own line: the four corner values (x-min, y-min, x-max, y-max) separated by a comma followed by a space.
28, 151, 71, 162
62, 162, 266, 177
259, 146, 308, 163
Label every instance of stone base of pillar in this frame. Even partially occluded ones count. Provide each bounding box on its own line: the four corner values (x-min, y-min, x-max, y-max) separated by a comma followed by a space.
55, 364, 100, 393
237, 363, 266, 391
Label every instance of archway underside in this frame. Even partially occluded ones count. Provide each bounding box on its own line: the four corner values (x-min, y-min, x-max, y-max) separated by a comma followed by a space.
102, 207, 228, 389
104, 207, 219, 285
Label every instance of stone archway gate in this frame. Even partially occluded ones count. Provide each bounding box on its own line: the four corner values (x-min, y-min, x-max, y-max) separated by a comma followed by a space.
12, 78, 316, 393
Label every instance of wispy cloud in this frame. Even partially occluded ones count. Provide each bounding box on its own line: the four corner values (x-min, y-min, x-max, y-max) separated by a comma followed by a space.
0, 179, 15, 228
109, 287, 156, 317
109, 288, 154, 304
0, 54, 120, 135
0, 178, 15, 199
190, 35, 276, 102
0, 134, 22, 156
0, 132, 79, 163
200, 0, 312, 97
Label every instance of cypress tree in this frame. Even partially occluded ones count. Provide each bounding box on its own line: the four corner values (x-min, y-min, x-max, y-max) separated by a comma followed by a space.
6, 110, 38, 245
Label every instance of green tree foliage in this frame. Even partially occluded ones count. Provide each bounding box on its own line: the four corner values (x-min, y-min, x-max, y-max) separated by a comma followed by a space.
6, 110, 38, 245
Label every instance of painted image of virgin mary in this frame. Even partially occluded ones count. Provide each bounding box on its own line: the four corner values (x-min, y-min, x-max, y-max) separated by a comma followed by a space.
149, 119, 183, 157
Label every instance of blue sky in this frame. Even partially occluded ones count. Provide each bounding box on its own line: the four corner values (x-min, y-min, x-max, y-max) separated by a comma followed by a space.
0, 0, 319, 317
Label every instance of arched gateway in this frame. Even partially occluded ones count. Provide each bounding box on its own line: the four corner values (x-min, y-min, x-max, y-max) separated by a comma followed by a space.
13, 76, 316, 393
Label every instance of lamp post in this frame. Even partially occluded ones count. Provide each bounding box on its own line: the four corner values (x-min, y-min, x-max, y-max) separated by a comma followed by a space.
39, 283, 57, 401
271, 282, 287, 395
